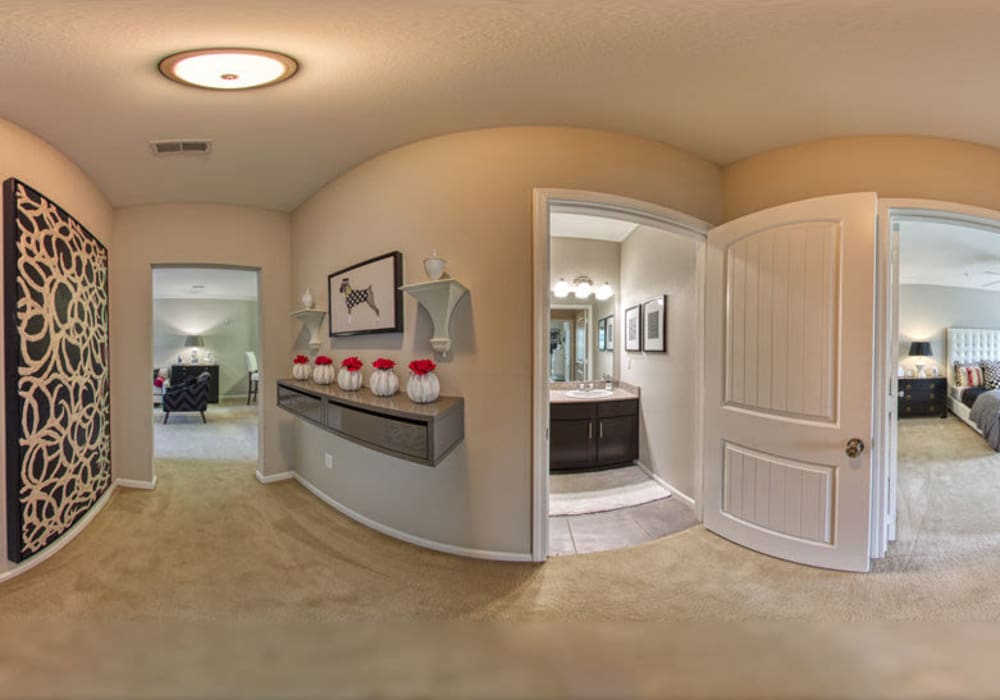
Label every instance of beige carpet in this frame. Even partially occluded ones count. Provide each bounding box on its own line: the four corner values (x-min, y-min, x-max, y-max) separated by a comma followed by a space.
4, 415, 1000, 697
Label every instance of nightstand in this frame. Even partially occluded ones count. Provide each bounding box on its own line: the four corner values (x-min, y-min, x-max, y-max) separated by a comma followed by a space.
898, 377, 947, 418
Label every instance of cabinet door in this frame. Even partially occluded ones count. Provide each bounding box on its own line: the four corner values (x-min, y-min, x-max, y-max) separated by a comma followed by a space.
596, 414, 638, 467
550, 418, 595, 470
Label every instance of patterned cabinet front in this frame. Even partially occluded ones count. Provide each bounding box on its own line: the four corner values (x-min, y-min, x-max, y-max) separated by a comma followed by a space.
898, 377, 947, 418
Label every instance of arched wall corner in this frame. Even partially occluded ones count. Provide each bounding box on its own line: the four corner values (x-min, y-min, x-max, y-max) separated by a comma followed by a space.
289, 126, 723, 559
722, 135, 1000, 221
110, 204, 294, 486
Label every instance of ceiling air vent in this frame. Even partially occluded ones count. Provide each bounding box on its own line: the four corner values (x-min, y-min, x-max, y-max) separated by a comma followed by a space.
149, 139, 212, 156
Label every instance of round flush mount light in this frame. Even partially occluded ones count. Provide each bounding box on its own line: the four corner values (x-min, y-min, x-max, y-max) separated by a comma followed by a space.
159, 48, 298, 90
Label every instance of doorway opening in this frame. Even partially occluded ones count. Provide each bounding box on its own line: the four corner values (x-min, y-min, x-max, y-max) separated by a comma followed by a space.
876, 201, 1000, 565
151, 265, 262, 470
532, 190, 709, 560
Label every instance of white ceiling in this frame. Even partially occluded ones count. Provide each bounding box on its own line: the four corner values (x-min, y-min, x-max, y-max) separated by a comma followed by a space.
550, 213, 637, 242
7, 1, 1000, 210
152, 267, 259, 301
899, 220, 1000, 291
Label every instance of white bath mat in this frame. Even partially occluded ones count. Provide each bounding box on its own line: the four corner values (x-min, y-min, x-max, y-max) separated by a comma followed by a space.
549, 466, 671, 516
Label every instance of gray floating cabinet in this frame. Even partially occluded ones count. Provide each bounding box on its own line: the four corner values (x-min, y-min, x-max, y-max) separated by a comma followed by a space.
277, 380, 464, 466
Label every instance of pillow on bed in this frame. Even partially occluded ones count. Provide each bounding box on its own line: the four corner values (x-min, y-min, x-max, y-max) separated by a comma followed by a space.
955, 362, 985, 387
982, 360, 1000, 390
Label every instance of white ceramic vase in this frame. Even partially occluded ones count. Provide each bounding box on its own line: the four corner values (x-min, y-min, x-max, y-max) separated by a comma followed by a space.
337, 367, 363, 391
292, 363, 311, 381
369, 369, 399, 397
423, 250, 446, 281
313, 364, 335, 385
406, 372, 440, 404
302, 287, 315, 309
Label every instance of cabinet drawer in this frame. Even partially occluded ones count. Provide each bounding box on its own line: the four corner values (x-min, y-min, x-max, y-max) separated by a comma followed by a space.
326, 402, 429, 460
551, 402, 594, 420
900, 401, 942, 416
598, 399, 639, 418
278, 385, 324, 425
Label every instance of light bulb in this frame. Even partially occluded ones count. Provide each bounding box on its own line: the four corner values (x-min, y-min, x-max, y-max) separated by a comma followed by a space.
595, 282, 613, 301
553, 278, 571, 298
574, 280, 593, 298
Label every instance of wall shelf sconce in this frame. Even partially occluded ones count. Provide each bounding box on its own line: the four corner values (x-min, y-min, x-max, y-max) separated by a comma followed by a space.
400, 279, 469, 357
292, 308, 327, 351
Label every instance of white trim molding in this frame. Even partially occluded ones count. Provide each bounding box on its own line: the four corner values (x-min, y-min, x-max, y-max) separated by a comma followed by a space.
635, 461, 696, 508
116, 475, 158, 490
294, 473, 533, 563
0, 483, 117, 584
255, 469, 295, 484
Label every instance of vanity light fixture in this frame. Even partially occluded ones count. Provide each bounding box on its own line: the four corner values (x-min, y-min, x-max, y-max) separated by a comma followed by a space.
553, 278, 571, 298
572, 276, 593, 299
551, 276, 614, 300
159, 48, 298, 90
595, 282, 614, 301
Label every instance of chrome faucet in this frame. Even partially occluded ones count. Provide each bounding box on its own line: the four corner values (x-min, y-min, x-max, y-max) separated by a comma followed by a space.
602, 374, 614, 390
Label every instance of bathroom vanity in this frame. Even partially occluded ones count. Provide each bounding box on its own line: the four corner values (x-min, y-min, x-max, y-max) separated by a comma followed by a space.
549, 387, 639, 471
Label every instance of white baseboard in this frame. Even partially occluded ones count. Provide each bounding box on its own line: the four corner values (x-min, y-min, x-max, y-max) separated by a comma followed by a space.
256, 469, 295, 484
0, 482, 117, 584
293, 472, 533, 563
116, 475, 158, 490
635, 461, 697, 509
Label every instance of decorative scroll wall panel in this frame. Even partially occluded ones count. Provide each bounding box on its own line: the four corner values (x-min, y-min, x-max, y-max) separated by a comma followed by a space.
725, 221, 841, 422
722, 442, 833, 544
3, 179, 111, 562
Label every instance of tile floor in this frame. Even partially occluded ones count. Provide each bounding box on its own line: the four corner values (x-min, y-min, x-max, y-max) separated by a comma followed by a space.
549, 467, 698, 556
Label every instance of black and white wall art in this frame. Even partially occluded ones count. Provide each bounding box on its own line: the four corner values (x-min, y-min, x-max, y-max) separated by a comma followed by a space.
624, 304, 642, 352
641, 295, 668, 353
328, 251, 403, 336
3, 178, 112, 563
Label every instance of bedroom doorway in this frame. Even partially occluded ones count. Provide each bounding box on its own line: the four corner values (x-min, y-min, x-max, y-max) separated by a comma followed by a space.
875, 200, 1000, 563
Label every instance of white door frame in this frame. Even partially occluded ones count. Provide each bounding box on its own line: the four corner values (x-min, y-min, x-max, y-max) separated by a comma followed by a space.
873, 198, 1000, 558
531, 188, 710, 561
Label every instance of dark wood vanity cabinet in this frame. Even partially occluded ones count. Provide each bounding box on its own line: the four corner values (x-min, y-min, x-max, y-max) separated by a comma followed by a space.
550, 398, 639, 471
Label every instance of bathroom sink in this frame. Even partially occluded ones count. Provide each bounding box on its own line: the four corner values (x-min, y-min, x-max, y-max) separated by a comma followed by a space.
564, 389, 615, 399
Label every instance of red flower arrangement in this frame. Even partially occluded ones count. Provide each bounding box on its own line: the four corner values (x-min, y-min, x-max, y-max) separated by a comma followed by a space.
341, 356, 363, 372
153, 376, 165, 388
408, 358, 437, 376
315, 355, 333, 365
293, 354, 309, 364
373, 358, 395, 370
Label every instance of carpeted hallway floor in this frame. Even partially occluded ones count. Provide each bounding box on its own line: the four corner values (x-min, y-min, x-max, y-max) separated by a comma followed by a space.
4, 413, 1000, 697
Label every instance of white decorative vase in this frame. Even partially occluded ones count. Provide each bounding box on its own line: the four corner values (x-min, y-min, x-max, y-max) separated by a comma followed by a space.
423, 250, 446, 281
370, 369, 399, 397
407, 372, 440, 404
313, 364, 335, 385
292, 363, 311, 381
302, 287, 315, 309
337, 368, 363, 391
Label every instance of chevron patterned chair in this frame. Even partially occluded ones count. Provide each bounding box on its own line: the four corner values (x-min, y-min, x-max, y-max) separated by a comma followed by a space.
162, 371, 211, 424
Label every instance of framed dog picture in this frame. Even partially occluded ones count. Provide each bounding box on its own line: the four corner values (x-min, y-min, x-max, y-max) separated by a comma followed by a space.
328, 251, 403, 336
624, 305, 642, 352
641, 295, 667, 352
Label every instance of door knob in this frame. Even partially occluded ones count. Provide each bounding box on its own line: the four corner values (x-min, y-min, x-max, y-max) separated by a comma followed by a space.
845, 438, 865, 458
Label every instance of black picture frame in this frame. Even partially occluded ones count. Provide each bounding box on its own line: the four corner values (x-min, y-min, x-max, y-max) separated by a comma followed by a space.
624, 304, 642, 352
641, 295, 668, 353
328, 251, 403, 337
605, 315, 615, 352
597, 317, 607, 351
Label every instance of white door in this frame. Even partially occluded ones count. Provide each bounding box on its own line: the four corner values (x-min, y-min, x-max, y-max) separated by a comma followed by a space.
704, 193, 877, 572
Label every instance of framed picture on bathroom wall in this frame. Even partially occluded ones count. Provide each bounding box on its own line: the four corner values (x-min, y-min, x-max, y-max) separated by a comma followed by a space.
605, 315, 615, 352
624, 305, 642, 352
641, 295, 667, 353
328, 251, 403, 337
597, 317, 607, 351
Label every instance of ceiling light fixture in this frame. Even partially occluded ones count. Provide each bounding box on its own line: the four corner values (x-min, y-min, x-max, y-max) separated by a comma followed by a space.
159, 48, 298, 90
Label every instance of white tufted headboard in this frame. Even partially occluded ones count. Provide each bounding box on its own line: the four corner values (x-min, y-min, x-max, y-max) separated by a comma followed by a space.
947, 328, 1000, 386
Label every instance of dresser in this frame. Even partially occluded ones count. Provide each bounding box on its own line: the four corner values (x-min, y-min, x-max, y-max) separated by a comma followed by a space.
170, 364, 220, 404
898, 377, 947, 418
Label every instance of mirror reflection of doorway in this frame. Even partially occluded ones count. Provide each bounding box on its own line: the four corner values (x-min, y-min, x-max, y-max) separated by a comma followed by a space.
550, 306, 590, 382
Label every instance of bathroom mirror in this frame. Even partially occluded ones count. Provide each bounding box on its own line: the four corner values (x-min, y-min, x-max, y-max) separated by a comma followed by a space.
550, 306, 591, 382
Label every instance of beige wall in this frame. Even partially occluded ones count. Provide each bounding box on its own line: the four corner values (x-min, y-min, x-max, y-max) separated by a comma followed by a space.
619, 225, 701, 496
0, 117, 113, 576
550, 237, 621, 381
723, 136, 1000, 221
111, 204, 293, 483
291, 126, 721, 556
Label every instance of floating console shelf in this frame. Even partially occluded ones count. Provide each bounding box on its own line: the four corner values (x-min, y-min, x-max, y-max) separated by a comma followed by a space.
399, 279, 469, 356
291, 308, 326, 350
277, 379, 464, 466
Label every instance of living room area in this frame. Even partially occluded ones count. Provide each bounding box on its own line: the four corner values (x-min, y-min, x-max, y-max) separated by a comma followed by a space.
152, 266, 261, 465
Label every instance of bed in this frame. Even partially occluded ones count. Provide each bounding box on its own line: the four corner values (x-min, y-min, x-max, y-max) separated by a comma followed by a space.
946, 327, 1000, 437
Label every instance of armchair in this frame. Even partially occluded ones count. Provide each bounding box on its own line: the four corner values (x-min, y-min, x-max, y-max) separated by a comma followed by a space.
162, 371, 211, 423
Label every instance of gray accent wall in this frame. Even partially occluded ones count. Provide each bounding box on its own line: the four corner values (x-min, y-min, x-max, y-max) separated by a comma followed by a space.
898, 284, 1000, 375
153, 298, 260, 399
619, 225, 700, 497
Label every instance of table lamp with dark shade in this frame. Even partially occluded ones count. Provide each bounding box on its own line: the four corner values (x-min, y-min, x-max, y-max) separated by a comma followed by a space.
908, 341, 933, 377
184, 334, 205, 364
